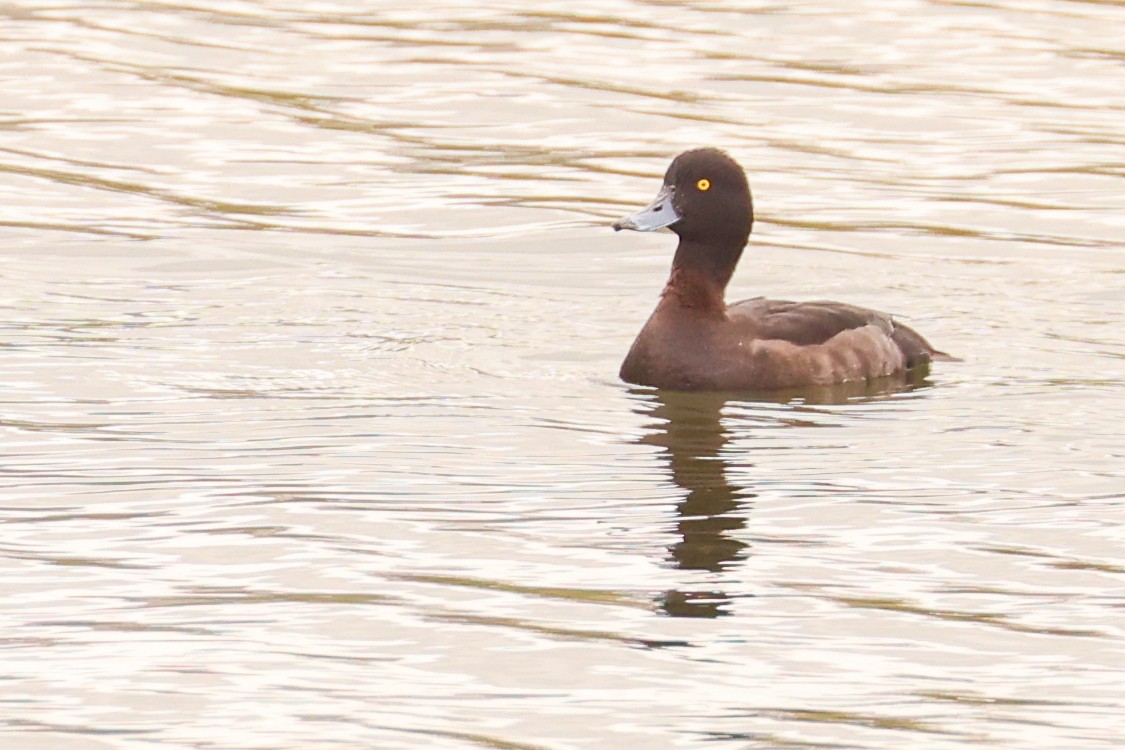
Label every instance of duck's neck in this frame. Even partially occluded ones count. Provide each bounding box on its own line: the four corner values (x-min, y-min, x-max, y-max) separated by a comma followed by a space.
661, 237, 745, 316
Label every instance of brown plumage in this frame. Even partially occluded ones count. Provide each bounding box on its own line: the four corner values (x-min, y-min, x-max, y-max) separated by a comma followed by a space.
613, 148, 949, 392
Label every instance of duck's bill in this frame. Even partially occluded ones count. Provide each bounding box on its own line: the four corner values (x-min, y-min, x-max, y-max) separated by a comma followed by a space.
612, 185, 680, 232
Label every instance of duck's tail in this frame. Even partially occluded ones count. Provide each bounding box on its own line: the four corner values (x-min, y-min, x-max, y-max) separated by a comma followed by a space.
891, 320, 959, 367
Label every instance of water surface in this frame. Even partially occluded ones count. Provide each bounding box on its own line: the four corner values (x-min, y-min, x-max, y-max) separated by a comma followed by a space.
2, 2, 1123, 749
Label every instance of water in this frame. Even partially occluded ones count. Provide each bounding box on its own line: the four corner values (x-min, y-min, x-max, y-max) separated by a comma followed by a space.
2, 1, 1123, 748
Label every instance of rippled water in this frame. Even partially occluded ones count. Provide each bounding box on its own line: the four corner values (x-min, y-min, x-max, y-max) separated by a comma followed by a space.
2, 1, 1123, 748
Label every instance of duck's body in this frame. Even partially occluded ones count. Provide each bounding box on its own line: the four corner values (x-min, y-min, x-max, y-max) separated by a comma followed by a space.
621, 288, 936, 392
614, 148, 945, 392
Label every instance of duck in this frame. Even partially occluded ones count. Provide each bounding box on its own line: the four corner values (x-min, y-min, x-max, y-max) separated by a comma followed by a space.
613, 148, 948, 392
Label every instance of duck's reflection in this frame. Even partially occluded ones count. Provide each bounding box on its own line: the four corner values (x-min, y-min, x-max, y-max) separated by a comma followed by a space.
637, 390, 749, 618
634, 371, 933, 618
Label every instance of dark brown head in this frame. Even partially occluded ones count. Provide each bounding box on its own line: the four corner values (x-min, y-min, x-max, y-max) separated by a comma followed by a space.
613, 148, 753, 244
613, 148, 754, 287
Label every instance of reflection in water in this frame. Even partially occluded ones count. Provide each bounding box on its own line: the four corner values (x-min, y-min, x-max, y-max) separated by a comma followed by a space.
639, 390, 752, 618
636, 371, 933, 618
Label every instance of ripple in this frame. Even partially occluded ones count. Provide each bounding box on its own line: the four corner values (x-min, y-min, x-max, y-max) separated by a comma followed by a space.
2, 2, 1123, 749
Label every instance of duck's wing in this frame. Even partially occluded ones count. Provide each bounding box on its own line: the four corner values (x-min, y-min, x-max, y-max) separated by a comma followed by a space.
728, 298, 891, 344
728, 297, 940, 367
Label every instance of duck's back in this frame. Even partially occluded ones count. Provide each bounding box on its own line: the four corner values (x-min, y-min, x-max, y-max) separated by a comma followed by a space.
620, 296, 940, 391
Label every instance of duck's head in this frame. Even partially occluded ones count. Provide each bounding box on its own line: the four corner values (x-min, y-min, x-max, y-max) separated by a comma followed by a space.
612, 148, 753, 245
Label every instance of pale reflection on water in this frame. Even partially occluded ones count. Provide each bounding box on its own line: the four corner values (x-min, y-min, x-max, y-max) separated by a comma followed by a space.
641, 374, 934, 618
1, 1, 1124, 749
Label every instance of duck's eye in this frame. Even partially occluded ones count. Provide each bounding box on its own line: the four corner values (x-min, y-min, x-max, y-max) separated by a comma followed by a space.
696, 178, 711, 191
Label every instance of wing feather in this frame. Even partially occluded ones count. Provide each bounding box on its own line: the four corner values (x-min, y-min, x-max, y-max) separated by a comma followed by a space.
728, 298, 894, 346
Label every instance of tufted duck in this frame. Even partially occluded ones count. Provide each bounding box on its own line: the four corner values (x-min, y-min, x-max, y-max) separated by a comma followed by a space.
613, 148, 948, 391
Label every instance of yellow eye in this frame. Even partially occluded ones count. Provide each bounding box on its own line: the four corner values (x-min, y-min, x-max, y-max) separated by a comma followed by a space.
696, 178, 711, 191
